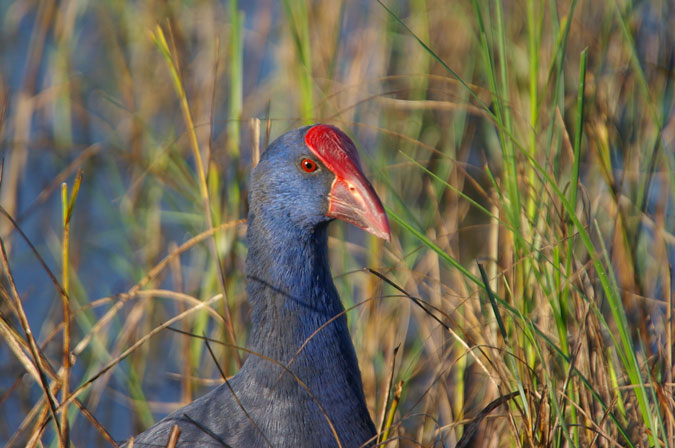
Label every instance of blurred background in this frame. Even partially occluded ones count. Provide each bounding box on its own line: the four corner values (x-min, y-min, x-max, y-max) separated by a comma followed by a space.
0, 0, 673, 446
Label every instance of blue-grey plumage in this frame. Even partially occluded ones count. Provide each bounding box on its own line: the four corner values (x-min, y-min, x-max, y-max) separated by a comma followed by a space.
125, 125, 389, 447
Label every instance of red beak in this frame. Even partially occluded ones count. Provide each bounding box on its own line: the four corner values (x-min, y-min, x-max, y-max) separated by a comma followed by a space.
305, 125, 391, 241
326, 172, 390, 240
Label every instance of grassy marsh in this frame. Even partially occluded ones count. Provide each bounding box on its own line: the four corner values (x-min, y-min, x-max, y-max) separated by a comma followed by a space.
0, 0, 673, 446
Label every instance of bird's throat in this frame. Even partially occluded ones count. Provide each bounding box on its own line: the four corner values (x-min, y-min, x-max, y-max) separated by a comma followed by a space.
239, 215, 375, 444
244, 218, 356, 377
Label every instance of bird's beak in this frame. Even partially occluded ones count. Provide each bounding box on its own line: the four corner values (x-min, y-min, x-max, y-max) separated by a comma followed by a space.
327, 170, 391, 241
305, 124, 391, 241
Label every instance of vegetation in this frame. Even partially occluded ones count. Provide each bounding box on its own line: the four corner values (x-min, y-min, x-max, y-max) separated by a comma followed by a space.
0, 0, 673, 446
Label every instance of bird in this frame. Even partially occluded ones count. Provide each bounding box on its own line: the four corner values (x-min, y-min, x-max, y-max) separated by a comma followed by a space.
125, 124, 390, 447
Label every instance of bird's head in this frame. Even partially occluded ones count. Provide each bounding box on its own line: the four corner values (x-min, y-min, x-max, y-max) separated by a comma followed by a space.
249, 124, 390, 240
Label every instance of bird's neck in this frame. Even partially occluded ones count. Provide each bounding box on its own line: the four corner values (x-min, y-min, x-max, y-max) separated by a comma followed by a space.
236, 205, 376, 444
243, 213, 365, 392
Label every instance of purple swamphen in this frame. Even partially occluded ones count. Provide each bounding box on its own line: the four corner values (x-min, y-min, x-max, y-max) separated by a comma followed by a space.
126, 125, 390, 447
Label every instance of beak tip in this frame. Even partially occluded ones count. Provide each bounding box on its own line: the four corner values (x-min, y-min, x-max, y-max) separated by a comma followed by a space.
368, 214, 391, 242
373, 230, 390, 241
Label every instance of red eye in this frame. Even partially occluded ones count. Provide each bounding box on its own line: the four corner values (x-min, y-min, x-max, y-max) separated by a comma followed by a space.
301, 158, 318, 172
